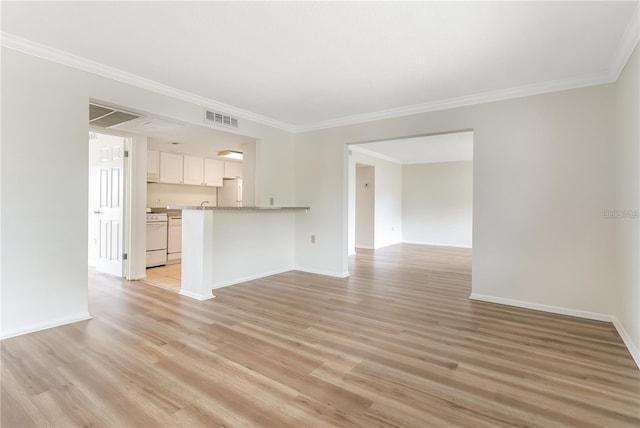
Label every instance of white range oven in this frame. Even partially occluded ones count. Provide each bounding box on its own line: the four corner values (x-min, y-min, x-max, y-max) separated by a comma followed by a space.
146, 213, 168, 267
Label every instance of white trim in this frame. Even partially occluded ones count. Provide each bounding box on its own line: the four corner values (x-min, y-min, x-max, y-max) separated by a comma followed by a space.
178, 289, 215, 301
295, 267, 350, 278
403, 241, 472, 249
609, 4, 640, 81
295, 72, 612, 132
469, 293, 639, 370
178, 267, 296, 301
355, 245, 375, 250
469, 293, 613, 321
0, 32, 296, 133
211, 267, 296, 290
1, 312, 92, 340
0, 31, 628, 134
612, 318, 640, 369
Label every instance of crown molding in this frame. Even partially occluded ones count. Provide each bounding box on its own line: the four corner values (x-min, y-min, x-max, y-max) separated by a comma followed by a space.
609, 3, 640, 81
0, 32, 297, 133
295, 71, 612, 132
0, 25, 633, 135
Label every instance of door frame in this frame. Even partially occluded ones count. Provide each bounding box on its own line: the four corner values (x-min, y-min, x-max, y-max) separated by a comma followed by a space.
89, 127, 136, 279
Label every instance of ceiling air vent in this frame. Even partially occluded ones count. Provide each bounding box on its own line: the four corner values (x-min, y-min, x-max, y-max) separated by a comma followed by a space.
204, 109, 239, 129
89, 103, 140, 128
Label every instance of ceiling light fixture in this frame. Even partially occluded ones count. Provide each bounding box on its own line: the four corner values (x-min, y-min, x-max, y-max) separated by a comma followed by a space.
218, 150, 243, 160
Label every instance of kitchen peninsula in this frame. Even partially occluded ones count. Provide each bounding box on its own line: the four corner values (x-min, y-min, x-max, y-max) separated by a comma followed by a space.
169, 205, 310, 300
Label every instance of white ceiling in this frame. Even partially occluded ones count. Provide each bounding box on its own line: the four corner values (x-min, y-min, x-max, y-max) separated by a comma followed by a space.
2, 2, 638, 131
110, 115, 254, 157
353, 131, 474, 165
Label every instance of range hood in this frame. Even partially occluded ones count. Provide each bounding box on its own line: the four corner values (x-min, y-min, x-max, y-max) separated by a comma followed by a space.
89, 103, 140, 128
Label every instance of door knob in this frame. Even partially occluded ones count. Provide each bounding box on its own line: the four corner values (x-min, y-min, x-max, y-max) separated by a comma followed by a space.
94, 210, 102, 215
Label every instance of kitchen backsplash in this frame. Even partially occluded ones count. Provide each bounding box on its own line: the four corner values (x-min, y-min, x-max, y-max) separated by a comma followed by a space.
147, 183, 218, 208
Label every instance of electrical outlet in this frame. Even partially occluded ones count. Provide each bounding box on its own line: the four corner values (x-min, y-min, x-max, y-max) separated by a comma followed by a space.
270, 197, 274, 206
391, 226, 395, 231
156, 198, 161, 206
311, 235, 316, 244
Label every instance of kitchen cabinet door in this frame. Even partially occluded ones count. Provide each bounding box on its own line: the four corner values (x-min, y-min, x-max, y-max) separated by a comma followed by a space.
160, 152, 183, 184
183, 155, 204, 185
203, 158, 224, 187
224, 161, 243, 179
147, 150, 159, 182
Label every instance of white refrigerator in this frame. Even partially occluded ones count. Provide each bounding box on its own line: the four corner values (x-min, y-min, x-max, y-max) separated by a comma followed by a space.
217, 178, 243, 207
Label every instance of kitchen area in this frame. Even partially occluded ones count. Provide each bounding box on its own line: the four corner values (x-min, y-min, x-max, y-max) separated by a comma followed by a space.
88, 105, 302, 299
144, 139, 245, 291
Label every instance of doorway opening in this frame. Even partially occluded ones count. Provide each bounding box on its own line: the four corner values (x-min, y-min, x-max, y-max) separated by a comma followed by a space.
88, 101, 259, 294
347, 130, 474, 273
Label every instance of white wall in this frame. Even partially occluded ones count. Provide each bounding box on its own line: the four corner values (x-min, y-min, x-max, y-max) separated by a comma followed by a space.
402, 161, 473, 248
350, 149, 403, 251
295, 83, 618, 318
614, 44, 639, 364
147, 183, 218, 208
254, 134, 296, 207
2, 43, 638, 367
2, 49, 91, 337
182, 210, 295, 300
347, 151, 356, 255
1, 47, 296, 338
241, 141, 256, 206
355, 165, 375, 248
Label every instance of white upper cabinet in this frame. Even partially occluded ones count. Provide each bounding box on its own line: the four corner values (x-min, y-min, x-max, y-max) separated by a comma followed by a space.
160, 152, 184, 184
152, 151, 240, 186
147, 150, 159, 182
204, 158, 224, 187
224, 161, 243, 179
183, 155, 204, 185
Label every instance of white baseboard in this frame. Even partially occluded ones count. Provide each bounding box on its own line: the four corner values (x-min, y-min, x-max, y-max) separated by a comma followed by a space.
210, 267, 296, 290
374, 241, 403, 250
294, 266, 350, 278
612, 318, 640, 369
179, 267, 296, 301
178, 289, 215, 301
403, 240, 472, 249
1, 312, 93, 340
469, 293, 613, 321
470, 293, 640, 370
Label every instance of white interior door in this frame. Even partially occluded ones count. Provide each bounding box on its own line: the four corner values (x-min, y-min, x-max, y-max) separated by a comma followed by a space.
90, 132, 126, 276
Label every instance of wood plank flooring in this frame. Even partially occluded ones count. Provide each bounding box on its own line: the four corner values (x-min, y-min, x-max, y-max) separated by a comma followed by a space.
2, 244, 638, 427
142, 263, 182, 291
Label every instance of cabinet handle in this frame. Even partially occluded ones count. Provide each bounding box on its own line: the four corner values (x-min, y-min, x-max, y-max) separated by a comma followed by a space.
94, 210, 102, 215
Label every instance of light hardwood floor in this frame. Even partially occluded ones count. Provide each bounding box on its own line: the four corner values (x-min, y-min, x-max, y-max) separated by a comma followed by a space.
142, 263, 182, 291
2, 244, 638, 427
